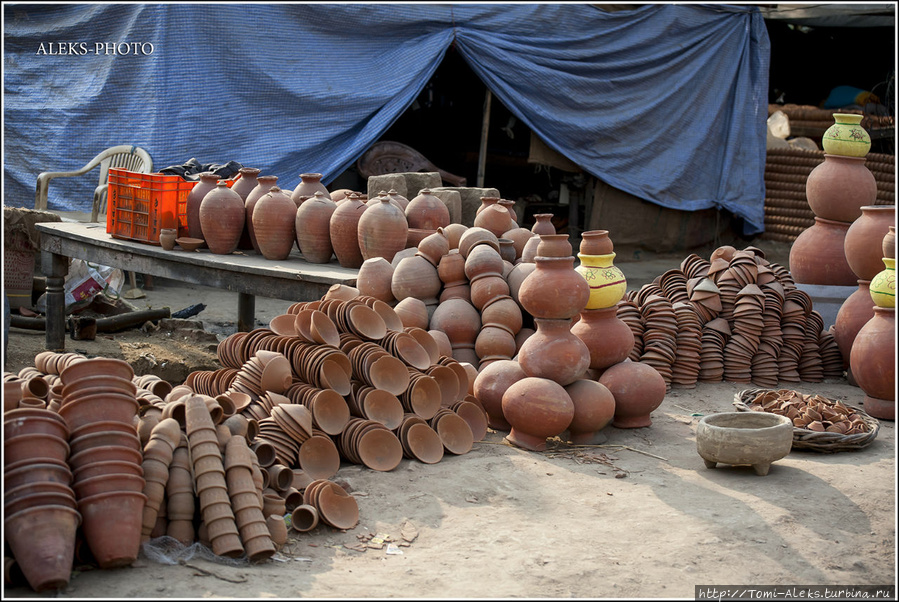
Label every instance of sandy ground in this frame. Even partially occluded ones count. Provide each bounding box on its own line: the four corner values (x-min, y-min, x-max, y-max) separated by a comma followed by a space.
3, 240, 896, 598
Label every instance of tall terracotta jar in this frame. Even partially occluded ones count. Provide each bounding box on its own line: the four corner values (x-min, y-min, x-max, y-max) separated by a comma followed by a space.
245, 175, 279, 253
599, 360, 667, 428
579, 230, 614, 256
531, 214, 555, 236
501, 377, 574, 451
805, 156, 876, 223
253, 187, 297, 261
517, 318, 590, 386
200, 181, 245, 255
822, 113, 871, 158
849, 307, 895, 420
231, 168, 260, 250
405, 189, 450, 231
358, 197, 408, 263
575, 253, 627, 310
329, 193, 368, 268
844, 205, 895, 280
518, 256, 590, 320
186, 172, 220, 240
789, 217, 857, 286
291, 173, 330, 206
295, 191, 336, 263
833, 280, 875, 366
571, 307, 634, 371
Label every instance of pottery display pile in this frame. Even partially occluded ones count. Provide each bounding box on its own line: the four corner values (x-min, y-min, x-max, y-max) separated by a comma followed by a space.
789, 114, 875, 287
619, 245, 845, 391
746, 389, 873, 433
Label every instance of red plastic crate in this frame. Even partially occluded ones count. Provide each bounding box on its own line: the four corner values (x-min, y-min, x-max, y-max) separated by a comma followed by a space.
106, 169, 237, 245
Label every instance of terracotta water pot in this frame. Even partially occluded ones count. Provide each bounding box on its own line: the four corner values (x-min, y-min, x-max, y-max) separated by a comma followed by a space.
518, 256, 590, 319
599, 361, 667, 428
329, 192, 368, 268
159, 228, 177, 251
253, 187, 298, 261
295, 191, 337, 263
392, 254, 441, 304
474, 204, 514, 238
200, 181, 246, 255
291, 173, 330, 205
805, 155, 876, 222
458, 227, 500, 259
850, 307, 895, 420
571, 307, 635, 371
883, 226, 896, 259
357, 257, 395, 303
821, 114, 872, 157
789, 217, 857, 286
579, 230, 614, 255
245, 175, 279, 253
535, 234, 572, 258
4, 504, 80, 592
844, 205, 895, 280
430, 298, 480, 350
464, 244, 504, 282
833, 280, 875, 366
575, 253, 627, 310
564, 379, 616, 444
230, 170, 260, 250
476, 196, 500, 216
358, 197, 408, 263
417, 228, 450, 266
406, 188, 450, 230
517, 318, 590, 386
186, 172, 219, 241
531, 213, 555, 235
502, 377, 574, 451
870, 258, 895, 308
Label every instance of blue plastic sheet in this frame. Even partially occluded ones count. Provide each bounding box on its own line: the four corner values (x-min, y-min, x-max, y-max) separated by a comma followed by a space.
3, 3, 769, 233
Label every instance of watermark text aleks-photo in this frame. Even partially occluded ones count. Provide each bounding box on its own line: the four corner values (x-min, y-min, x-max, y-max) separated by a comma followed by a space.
36, 42, 154, 56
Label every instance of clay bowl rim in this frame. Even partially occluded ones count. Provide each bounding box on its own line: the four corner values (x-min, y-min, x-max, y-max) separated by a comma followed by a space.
59, 357, 134, 385
175, 237, 205, 251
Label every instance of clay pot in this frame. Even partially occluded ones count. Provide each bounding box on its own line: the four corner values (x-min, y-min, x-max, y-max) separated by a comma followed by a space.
475, 326, 517, 362
498, 199, 517, 221
4, 504, 80, 592
502, 377, 574, 451
77, 490, 147, 568
480, 295, 523, 335
458, 227, 500, 259
393, 297, 430, 330
575, 252, 627, 309
391, 254, 441, 304
531, 213, 555, 236
358, 197, 408, 263
822, 114, 871, 157
200, 181, 246, 255
253, 187, 298, 261
245, 175, 279, 253
474, 204, 514, 238
844, 205, 895, 280
564, 379, 616, 444
231, 167, 261, 202
834, 280, 876, 366
599, 361, 667, 428
159, 228, 177, 251
403, 188, 448, 230
850, 307, 895, 419
356, 257, 395, 303
476, 196, 500, 216
506, 262, 537, 306
290, 504, 319, 532
186, 172, 219, 240
517, 318, 590, 386
805, 155, 877, 223
883, 226, 896, 259
293, 191, 335, 263
789, 217, 857, 286
502, 227, 533, 260
571, 307, 635, 371
518, 256, 590, 319
430, 298, 480, 349
266, 514, 288, 546
579, 230, 614, 255
329, 193, 368, 268
497, 239, 517, 264
535, 234, 572, 258
291, 173, 330, 205
443, 223, 468, 250
437, 252, 467, 287
520, 235, 541, 263
464, 244, 504, 282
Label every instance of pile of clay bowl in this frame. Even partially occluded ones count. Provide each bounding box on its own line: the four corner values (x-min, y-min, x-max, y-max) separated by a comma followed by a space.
4, 408, 80, 592
337, 417, 404, 471
58, 357, 146, 569
396, 413, 445, 464
302, 479, 360, 530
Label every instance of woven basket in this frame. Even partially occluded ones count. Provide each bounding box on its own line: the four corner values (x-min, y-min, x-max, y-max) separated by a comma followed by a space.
733, 388, 880, 453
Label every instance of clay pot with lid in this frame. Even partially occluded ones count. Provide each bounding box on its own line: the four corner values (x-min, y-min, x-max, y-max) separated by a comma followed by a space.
296, 191, 337, 263
502, 377, 574, 451
358, 197, 408, 263
253, 187, 298, 261
291, 173, 331, 205
245, 175, 279, 253
200, 181, 246, 255
518, 256, 590, 319
406, 188, 450, 230
789, 217, 857, 286
186, 172, 219, 240
599, 360, 667, 428
517, 318, 590, 386
844, 205, 895, 280
329, 192, 368, 268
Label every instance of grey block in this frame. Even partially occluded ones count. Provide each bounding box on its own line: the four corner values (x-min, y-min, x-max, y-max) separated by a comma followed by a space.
367, 174, 408, 200
429, 189, 463, 224
431, 186, 501, 227
404, 172, 443, 199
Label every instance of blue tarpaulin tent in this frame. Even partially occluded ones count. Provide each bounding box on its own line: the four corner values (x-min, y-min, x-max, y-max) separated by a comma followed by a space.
3, 3, 770, 233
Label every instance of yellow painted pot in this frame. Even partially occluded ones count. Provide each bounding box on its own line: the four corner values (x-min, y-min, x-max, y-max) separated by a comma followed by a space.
822, 113, 871, 157
870, 257, 895, 308
575, 252, 627, 310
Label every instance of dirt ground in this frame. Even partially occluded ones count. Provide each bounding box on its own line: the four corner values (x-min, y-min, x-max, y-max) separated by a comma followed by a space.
2, 239, 896, 598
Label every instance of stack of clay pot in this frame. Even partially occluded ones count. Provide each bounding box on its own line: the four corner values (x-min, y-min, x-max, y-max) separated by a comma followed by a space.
57, 357, 146, 570
224, 435, 277, 561
850, 228, 896, 420
789, 114, 874, 286
139, 418, 181, 542
4, 408, 79, 592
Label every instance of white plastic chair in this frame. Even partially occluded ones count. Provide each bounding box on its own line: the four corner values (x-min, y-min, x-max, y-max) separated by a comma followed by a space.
35, 145, 153, 223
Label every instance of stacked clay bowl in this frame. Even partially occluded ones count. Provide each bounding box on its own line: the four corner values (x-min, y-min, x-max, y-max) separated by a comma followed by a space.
428, 407, 474, 455
302, 479, 360, 530
223, 436, 276, 562
4, 408, 80, 592
396, 413, 445, 464
337, 417, 403, 471
139, 418, 180, 542
58, 358, 146, 570
165, 440, 196, 545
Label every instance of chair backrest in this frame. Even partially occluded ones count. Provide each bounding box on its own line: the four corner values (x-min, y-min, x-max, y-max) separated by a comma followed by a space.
97, 145, 154, 185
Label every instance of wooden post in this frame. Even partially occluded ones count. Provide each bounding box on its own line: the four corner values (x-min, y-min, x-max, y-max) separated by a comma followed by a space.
477, 89, 492, 188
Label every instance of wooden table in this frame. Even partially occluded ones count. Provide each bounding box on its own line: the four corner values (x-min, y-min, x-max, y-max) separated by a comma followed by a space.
35, 222, 359, 351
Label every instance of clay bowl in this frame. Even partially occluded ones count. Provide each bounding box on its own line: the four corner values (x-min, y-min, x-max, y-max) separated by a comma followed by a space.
60, 375, 137, 401
318, 359, 352, 396
5, 433, 70, 466
175, 237, 204, 252
404, 422, 445, 464
5, 490, 78, 516
306, 390, 350, 435
451, 400, 489, 442
68, 444, 143, 471
4, 412, 69, 441
367, 355, 410, 396
696, 412, 793, 476
4, 459, 72, 490
59, 357, 134, 385
69, 430, 142, 457
432, 411, 474, 455
72, 459, 144, 483
316, 483, 360, 530
361, 388, 404, 430
57, 395, 140, 432
72, 473, 146, 499
298, 436, 341, 480
356, 427, 403, 472
4, 481, 76, 509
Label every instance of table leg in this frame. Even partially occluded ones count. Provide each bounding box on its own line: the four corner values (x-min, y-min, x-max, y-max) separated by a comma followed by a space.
238, 292, 256, 333
42, 251, 69, 351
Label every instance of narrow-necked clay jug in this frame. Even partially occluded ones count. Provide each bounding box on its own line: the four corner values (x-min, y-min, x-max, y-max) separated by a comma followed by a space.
329, 193, 368, 268
246, 175, 279, 253
253, 187, 297, 261
291, 173, 331, 206
200, 181, 245, 255
186, 172, 220, 241
295, 191, 336, 263
531, 213, 555, 236
405, 189, 450, 231
358, 197, 408, 263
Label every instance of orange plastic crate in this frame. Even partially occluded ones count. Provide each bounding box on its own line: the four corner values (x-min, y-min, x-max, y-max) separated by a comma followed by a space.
107, 169, 196, 244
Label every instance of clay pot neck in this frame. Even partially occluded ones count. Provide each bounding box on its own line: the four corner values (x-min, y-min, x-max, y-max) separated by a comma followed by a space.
578, 306, 618, 322
257, 175, 278, 184
833, 113, 863, 125
199, 172, 220, 183
300, 173, 323, 182
533, 317, 573, 335
822, 154, 867, 165
534, 256, 576, 270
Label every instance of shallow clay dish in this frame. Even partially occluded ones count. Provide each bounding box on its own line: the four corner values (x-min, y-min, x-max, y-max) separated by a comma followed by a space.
175, 237, 204, 252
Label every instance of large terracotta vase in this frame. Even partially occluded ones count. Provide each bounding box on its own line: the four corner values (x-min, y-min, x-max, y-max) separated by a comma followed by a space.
849, 307, 895, 420
291, 173, 331, 205
579, 230, 614, 256
518, 256, 590, 320
517, 318, 590, 386
571, 307, 634, 371
358, 197, 408, 263
253, 187, 297, 261
805, 156, 877, 223
186, 172, 220, 240
870, 258, 895, 308
844, 205, 895, 280
231, 168, 260, 250
822, 113, 871, 158
245, 175, 279, 253
789, 217, 857, 286
200, 181, 245, 255
329, 193, 368, 268
833, 280, 875, 366
405, 189, 450, 231
575, 253, 627, 310
501, 377, 574, 451
599, 360, 667, 428
295, 191, 337, 263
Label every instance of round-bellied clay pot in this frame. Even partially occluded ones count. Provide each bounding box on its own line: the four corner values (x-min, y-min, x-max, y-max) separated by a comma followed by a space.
358, 197, 408, 263
472, 359, 528, 430
789, 217, 857, 286
822, 113, 871, 157
291, 173, 331, 205
159, 228, 177, 251
391, 254, 441, 304
200, 181, 246, 255
474, 204, 514, 238
531, 213, 555, 236
430, 298, 480, 350
844, 205, 895, 280
501, 377, 574, 451
805, 155, 876, 223
405, 189, 450, 231
535, 234, 572, 258
833, 280, 875, 366
357, 257, 395, 303
564, 379, 616, 444
599, 361, 667, 428
850, 307, 895, 420
186, 172, 219, 241
518, 256, 590, 319
575, 252, 627, 309
295, 191, 337, 263
329, 193, 368, 268
517, 318, 590, 386
870, 258, 895, 308
245, 175, 279, 253
571, 307, 635, 371
579, 230, 614, 256
883, 226, 896, 260
253, 187, 297, 261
